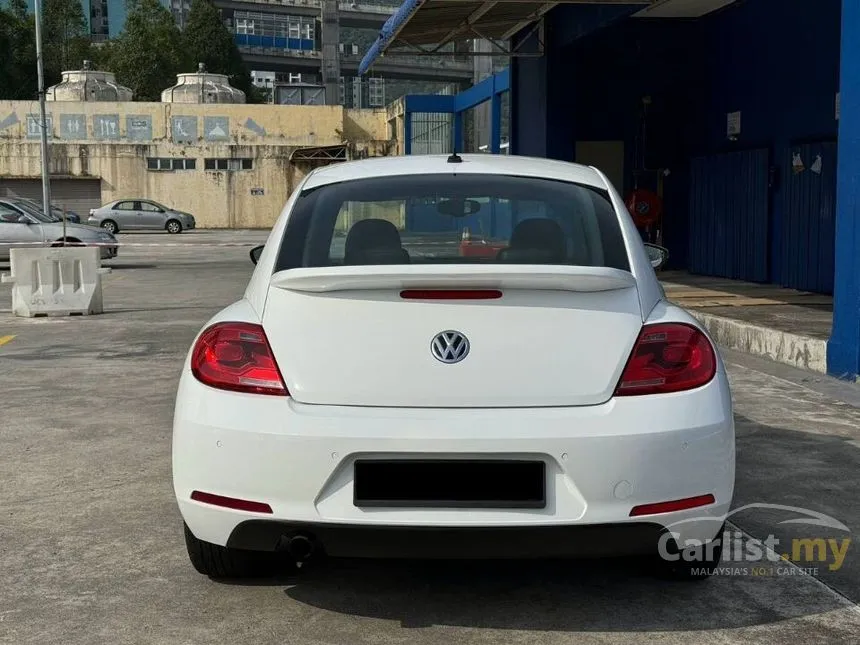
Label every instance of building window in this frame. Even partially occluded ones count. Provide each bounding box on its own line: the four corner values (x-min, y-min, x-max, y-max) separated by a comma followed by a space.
236, 18, 254, 34
368, 77, 385, 107
288, 21, 300, 38
147, 157, 196, 171
351, 44, 358, 55
204, 158, 253, 171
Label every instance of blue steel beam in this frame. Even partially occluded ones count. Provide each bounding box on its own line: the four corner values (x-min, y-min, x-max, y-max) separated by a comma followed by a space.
358, 0, 425, 76
452, 67, 510, 112
453, 112, 464, 152
403, 94, 455, 113
490, 93, 502, 154
828, 0, 860, 379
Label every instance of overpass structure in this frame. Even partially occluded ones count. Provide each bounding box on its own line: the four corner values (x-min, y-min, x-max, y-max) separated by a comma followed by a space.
216, 0, 474, 93
214, 0, 396, 28
237, 47, 473, 82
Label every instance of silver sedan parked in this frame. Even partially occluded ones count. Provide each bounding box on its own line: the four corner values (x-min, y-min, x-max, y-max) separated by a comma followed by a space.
0, 199, 118, 262
88, 199, 196, 234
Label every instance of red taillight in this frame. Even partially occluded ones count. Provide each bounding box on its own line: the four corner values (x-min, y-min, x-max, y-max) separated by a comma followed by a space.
190, 322, 288, 396
629, 494, 716, 517
615, 323, 716, 396
191, 491, 273, 514
400, 289, 503, 300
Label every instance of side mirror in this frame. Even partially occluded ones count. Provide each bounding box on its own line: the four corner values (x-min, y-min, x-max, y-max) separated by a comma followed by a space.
644, 243, 669, 270
250, 245, 264, 265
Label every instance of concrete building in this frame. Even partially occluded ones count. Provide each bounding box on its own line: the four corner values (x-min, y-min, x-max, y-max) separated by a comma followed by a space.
220, 0, 474, 103
0, 99, 392, 227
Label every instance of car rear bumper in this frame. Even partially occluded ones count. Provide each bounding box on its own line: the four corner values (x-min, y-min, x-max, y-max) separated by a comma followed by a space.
173, 372, 735, 555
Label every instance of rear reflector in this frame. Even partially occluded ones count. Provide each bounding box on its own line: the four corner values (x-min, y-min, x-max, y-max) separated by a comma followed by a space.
615, 322, 716, 396
191, 491, 273, 514
629, 494, 716, 517
400, 289, 503, 300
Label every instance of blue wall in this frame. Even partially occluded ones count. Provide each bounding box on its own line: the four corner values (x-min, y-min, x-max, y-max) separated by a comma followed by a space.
522, 0, 842, 274
510, 3, 643, 159
699, 0, 841, 283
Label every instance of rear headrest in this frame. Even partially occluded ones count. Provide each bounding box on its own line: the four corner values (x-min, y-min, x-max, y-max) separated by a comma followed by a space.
510, 219, 565, 251
500, 218, 566, 262
344, 218, 409, 265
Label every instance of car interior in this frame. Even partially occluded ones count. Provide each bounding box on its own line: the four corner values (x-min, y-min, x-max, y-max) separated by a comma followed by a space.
275, 175, 631, 273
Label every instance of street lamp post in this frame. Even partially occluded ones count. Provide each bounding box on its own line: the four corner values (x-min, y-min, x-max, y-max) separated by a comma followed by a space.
33, 0, 55, 230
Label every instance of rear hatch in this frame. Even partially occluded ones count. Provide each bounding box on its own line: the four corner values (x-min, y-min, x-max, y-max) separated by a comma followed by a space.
262, 265, 643, 408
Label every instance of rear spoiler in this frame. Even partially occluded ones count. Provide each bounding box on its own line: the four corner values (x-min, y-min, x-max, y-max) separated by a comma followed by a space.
270, 265, 637, 294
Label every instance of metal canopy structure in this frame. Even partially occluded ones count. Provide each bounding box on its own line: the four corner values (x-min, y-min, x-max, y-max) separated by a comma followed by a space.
358, 0, 650, 75
289, 144, 349, 165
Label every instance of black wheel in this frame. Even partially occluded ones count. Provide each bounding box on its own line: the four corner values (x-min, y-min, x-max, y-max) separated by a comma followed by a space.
183, 523, 293, 578
653, 522, 725, 581
101, 220, 118, 234
166, 219, 183, 234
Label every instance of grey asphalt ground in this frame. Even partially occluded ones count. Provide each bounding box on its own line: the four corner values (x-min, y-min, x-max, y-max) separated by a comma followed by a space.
2, 230, 860, 644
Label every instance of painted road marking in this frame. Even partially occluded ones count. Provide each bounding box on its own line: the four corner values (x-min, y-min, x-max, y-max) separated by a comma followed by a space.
0, 335, 15, 347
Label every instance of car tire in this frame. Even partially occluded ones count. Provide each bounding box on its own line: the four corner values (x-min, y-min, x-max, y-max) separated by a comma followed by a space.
166, 220, 183, 234
101, 220, 118, 234
183, 523, 293, 579
653, 522, 726, 581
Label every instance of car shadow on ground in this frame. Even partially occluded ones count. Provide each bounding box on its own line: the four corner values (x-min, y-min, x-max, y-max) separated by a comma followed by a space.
207, 413, 860, 633
103, 263, 159, 270
211, 553, 847, 632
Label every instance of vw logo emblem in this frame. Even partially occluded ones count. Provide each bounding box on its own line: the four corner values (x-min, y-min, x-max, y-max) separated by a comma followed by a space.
431, 330, 470, 364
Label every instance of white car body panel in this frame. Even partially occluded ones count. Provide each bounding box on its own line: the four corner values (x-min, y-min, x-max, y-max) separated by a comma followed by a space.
174, 154, 735, 560
263, 275, 642, 408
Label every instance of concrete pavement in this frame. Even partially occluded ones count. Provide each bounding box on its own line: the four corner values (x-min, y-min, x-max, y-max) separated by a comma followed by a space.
1, 231, 860, 644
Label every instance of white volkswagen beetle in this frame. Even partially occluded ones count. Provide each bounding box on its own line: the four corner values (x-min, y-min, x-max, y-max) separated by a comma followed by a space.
172, 154, 734, 581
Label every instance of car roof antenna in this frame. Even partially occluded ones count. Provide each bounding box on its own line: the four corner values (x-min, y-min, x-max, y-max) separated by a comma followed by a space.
447, 151, 463, 163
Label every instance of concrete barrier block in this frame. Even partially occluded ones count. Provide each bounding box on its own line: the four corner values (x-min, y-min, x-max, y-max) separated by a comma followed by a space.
0, 247, 111, 317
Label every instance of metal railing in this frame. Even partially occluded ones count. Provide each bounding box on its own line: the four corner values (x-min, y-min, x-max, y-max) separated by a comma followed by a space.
238, 46, 472, 75
340, 52, 472, 70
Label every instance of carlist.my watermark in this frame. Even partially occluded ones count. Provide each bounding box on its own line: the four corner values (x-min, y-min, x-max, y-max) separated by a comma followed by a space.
657, 503, 851, 577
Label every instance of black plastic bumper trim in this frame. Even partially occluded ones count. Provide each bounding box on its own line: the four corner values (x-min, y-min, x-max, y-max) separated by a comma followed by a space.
226, 520, 669, 559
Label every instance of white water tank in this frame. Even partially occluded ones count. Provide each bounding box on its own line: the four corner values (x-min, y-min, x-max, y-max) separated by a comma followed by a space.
46, 60, 134, 102
161, 63, 246, 104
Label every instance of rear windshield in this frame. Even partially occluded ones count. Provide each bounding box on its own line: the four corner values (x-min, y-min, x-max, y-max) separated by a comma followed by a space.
274, 173, 630, 272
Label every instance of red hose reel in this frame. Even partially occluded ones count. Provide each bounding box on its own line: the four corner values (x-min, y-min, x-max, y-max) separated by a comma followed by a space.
625, 189, 663, 229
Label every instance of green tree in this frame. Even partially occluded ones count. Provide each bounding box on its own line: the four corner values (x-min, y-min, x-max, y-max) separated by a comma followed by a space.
181, 0, 261, 103
42, 0, 93, 82
0, 7, 37, 99
8, 0, 29, 21
106, 0, 184, 101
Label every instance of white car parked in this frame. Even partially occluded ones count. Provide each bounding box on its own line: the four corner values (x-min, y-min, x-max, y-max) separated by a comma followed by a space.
172, 154, 735, 581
